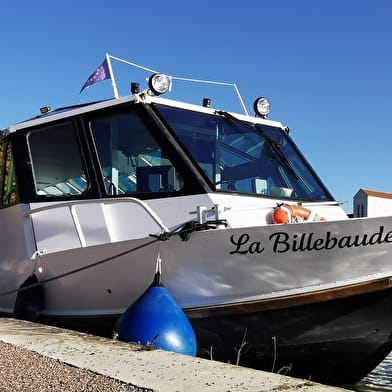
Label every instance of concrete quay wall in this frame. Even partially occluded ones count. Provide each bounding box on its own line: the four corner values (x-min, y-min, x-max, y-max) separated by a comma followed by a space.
0, 318, 350, 392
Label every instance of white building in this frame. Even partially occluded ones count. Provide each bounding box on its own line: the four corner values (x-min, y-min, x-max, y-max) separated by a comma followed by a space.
353, 189, 392, 217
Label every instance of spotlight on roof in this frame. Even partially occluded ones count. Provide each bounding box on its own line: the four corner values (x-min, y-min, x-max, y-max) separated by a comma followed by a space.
148, 73, 171, 96
253, 97, 270, 118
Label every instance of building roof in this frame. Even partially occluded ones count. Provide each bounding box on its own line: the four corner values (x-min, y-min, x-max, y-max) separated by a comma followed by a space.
360, 189, 392, 199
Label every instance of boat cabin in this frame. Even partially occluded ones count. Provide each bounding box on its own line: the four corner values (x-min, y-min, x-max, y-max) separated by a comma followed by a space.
2, 95, 334, 208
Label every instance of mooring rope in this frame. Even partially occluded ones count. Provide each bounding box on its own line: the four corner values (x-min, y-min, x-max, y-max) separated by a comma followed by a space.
0, 219, 227, 299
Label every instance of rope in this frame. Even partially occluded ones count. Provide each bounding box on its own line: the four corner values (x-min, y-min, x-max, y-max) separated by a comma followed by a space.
0, 238, 159, 298
0, 218, 227, 299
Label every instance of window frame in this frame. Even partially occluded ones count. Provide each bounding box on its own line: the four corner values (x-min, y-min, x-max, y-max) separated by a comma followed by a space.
88, 110, 184, 196
26, 119, 92, 199
0, 139, 20, 208
82, 103, 209, 200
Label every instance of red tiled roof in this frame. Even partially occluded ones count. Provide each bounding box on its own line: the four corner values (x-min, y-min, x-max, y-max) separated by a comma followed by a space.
361, 189, 392, 199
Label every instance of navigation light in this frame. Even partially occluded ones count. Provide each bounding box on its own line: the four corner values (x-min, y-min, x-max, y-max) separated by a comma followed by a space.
202, 98, 211, 108
131, 82, 140, 94
40, 106, 51, 115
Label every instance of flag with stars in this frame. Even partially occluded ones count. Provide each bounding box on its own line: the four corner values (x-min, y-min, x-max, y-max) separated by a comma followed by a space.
80, 59, 110, 93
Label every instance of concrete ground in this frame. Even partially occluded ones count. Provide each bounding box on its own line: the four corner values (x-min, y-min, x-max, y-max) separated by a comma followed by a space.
0, 318, 350, 392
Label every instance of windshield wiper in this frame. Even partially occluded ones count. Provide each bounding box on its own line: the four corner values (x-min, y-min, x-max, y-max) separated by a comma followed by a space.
215, 110, 298, 179
254, 125, 298, 179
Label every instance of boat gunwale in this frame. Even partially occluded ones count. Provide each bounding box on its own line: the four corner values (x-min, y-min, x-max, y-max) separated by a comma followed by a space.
185, 276, 392, 319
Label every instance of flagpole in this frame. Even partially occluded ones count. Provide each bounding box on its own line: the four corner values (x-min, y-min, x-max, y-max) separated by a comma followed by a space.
106, 53, 119, 99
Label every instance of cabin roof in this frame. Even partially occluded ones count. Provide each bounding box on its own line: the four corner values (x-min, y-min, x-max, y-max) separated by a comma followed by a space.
3, 95, 137, 134
3, 93, 285, 135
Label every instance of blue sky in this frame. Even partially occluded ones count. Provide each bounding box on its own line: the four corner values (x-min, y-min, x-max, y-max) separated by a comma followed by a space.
1, 1, 391, 213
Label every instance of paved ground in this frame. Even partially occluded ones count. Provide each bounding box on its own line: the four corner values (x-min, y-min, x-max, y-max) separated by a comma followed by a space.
0, 318, 349, 392
0, 340, 146, 391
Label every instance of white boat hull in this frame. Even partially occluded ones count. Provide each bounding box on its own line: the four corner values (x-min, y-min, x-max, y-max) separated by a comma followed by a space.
15, 215, 392, 384
24, 215, 392, 316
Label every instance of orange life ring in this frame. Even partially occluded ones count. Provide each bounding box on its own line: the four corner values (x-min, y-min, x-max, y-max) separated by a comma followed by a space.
272, 204, 325, 224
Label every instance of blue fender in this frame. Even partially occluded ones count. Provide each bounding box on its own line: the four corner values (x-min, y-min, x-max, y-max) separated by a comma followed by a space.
114, 274, 197, 356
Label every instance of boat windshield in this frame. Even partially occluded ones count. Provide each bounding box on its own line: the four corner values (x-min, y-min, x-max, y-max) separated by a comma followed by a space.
154, 104, 333, 201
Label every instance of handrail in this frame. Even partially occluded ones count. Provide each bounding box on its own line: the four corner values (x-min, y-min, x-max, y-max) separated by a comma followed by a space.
24, 197, 169, 233
299, 200, 345, 207
213, 200, 344, 213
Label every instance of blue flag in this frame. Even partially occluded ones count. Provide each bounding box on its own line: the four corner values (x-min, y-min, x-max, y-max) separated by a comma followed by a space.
80, 59, 110, 93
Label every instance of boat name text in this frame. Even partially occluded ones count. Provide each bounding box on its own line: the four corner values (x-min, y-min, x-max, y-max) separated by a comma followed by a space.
229, 225, 392, 254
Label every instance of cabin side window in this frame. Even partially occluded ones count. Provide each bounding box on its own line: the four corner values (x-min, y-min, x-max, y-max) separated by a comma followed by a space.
90, 111, 183, 195
27, 122, 88, 196
0, 141, 19, 207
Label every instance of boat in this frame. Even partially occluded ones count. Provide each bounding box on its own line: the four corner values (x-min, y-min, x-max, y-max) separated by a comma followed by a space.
1, 55, 392, 385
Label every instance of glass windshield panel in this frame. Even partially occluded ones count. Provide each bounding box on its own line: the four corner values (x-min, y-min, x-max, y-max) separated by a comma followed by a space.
90, 111, 183, 195
155, 105, 333, 201
28, 122, 88, 196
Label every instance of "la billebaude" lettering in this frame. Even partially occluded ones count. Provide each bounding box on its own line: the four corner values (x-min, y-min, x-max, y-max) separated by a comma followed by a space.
229, 225, 392, 255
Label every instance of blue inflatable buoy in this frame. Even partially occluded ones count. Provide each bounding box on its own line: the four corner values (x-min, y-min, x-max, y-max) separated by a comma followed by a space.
113, 256, 197, 356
